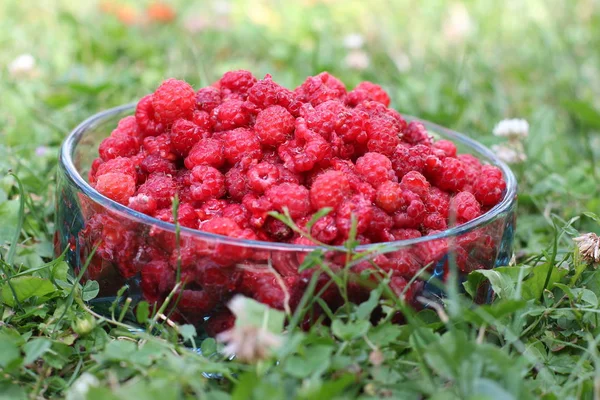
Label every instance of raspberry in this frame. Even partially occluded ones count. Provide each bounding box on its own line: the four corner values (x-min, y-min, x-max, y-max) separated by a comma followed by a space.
266, 183, 311, 219
128, 194, 158, 215
336, 195, 373, 237
140, 261, 174, 303
449, 191, 482, 224
473, 165, 506, 206
310, 170, 352, 209
355, 152, 396, 188
346, 81, 390, 107
225, 165, 250, 201
222, 128, 262, 166
98, 134, 139, 161
336, 108, 369, 144
433, 140, 457, 158
219, 70, 257, 97
254, 105, 295, 146
95, 172, 136, 204
375, 181, 404, 213
248, 74, 298, 111
425, 187, 450, 216
221, 204, 250, 229
190, 165, 226, 201
278, 118, 331, 172
152, 78, 196, 125
392, 191, 426, 229
212, 100, 253, 131
136, 173, 178, 209
422, 212, 447, 231
169, 118, 206, 157
195, 87, 222, 112
366, 117, 401, 156
247, 162, 280, 193
176, 289, 218, 319
264, 217, 293, 241
204, 309, 235, 336
142, 134, 177, 161
95, 157, 137, 180
307, 214, 338, 243
242, 193, 273, 228
184, 138, 225, 169
391, 228, 422, 241
403, 121, 432, 145
431, 157, 467, 192
192, 109, 213, 131
368, 207, 394, 241
200, 216, 241, 236
400, 171, 430, 198
295, 72, 346, 106
140, 154, 177, 176
386, 250, 421, 278
304, 100, 346, 140
196, 199, 229, 221
391, 144, 431, 178
112, 115, 140, 138
154, 202, 198, 228
135, 94, 164, 137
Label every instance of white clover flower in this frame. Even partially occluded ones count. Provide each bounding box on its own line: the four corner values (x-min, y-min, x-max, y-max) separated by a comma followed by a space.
491, 144, 527, 164
8, 54, 36, 78
493, 118, 529, 139
66, 373, 100, 400
343, 33, 365, 49
442, 3, 473, 44
344, 50, 370, 71
574, 233, 600, 264
217, 324, 283, 363
392, 52, 411, 73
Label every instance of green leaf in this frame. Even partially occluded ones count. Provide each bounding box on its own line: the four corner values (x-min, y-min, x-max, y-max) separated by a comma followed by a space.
521, 263, 568, 301
305, 207, 332, 232
1, 276, 56, 306
472, 378, 517, 400
464, 266, 532, 299
23, 338, 52, 365
283, 345, 333, 378
200, 338, 217, 356
51, 261, 69, 281
232, 296, 285, 333
0, 199, 19, 244
331, 319, 370, 341
136, 301, 150, 324
179, 324, 197, 342
82, 280, 100, 301
355, 286, 383, 320
0, 329, 23, 370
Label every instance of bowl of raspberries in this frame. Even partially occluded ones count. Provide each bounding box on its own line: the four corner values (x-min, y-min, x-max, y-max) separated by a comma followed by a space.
56, 70, 517, 335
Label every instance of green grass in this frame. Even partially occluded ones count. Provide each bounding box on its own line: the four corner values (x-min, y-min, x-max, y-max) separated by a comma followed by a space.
1, 0, 600, 398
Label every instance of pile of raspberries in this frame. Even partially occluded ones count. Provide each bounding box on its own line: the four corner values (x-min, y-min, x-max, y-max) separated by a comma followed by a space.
84, 71, 507, 334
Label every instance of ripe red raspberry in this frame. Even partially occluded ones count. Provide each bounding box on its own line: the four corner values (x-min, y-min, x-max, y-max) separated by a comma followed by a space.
403, 121, 432, 145
135, 94, 164, 137
222, 128, 262, 166
196, 199, 229, 221
153, 202, 198, 228
176, 289, 218, 319
190, 165, 226, 201
368, 207, 394, 242
128, 194, 158, 215
295, 72, 346, 106
95, 157, 137, 180
278, 118, 331, 172
391, 228, 422, 241
422, 212, 448, 231
140, 154, 177, 176
346, 81, 390, 107
194, 261, 242, 296
247, 162, 281, 193
336, 108, 369, 144
247, 74, 299, 112
425, 186, 450, 216
136, 173, 178, 209
140, 261, 174, 303
375, 181, 404, 213
204, 309, 235, 337
304, 100, 346, 140
431, 157, 467, 192
192, 109, 213, 131
221, 204, 250, 229
95, 172, 136, 204
264, 217, 294, 241
184, 138, 225, 169
366, 117, 401, 156
472, 165, 506, 206
112, 115, 140, 138
400, 171, 430, 198
219, 70, 257, 97
152, 78, 196, 125
266, 182, 311, 219
195, 87, 222, 112
433, 140, 457, 158
212, 100, 254, 131
240, 271, 289, 310
385, 250, 421, 278
254, 105, 295, 146
225, 165, 250, 201
392, 191, 426, 229
336, 195, 373, 237
242, 193, 273, 228
142, 134, 177, 161
305, 214, 338, 243
391, 144, 431, 178
169, 118, 206, 157
200, 216, 241, 236
310, 170, 352, 209
449, 191, 482, 224
355, 152, 396, 188
98, 134, 139, 161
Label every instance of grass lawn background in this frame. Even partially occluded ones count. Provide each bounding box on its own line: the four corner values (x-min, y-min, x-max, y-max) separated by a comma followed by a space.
1, 0, 600, 398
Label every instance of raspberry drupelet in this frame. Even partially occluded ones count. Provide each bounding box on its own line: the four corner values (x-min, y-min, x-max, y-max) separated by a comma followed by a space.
86, 70, 510, 332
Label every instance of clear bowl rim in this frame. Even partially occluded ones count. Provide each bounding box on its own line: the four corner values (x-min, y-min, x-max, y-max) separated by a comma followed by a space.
59, 103, 518, 252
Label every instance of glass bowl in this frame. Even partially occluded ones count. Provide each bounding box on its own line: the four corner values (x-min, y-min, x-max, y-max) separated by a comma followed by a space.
55, 104, 517, 335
